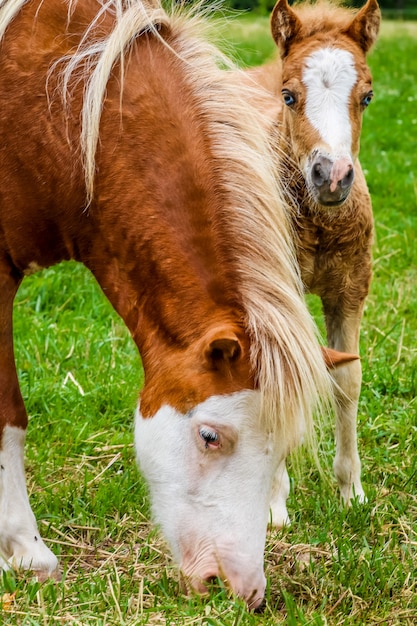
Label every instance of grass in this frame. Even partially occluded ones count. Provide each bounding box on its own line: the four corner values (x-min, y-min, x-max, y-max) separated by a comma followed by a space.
1, 13, 417, 626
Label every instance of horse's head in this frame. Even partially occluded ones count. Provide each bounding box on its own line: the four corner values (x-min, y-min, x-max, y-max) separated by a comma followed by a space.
271, 0, 380, 207
134, 322, 276, 609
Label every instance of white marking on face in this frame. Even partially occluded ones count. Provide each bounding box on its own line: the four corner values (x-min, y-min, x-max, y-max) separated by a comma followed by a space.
302, 48, 357, 156
0, 426, 58, 576
135, 391, 283, 604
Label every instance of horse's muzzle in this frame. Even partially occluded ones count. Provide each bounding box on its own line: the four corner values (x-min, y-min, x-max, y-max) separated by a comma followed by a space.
310, 154, 354, 206
180, 562, 266, 610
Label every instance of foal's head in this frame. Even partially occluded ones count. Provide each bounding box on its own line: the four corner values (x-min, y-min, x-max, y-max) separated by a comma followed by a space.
271, 0, 380, 207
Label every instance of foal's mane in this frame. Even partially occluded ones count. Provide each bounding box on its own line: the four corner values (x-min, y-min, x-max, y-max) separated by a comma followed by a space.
290, 0, 361, 38
0, 0, 331, 447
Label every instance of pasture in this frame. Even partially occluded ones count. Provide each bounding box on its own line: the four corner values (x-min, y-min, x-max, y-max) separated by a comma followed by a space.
1, 11, 416, 626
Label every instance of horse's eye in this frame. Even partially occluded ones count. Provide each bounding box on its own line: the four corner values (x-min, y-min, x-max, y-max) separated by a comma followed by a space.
199, 426, 219, 449
282, 89, 296, 107
361, 91, 373, 108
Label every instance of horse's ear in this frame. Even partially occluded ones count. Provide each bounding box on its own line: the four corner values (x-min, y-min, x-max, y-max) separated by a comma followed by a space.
321, 347, 360, 369
204, 329, 242, 370
270, 0, 302, 57
345, 0, 381, 52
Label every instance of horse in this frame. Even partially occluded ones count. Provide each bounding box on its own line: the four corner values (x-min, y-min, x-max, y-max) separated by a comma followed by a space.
245, 0, 380, 526
0, 0, 334, 609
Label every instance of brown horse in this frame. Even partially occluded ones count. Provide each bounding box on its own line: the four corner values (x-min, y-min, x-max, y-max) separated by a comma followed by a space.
0, 0, 332, 608
246, 0, 380, 525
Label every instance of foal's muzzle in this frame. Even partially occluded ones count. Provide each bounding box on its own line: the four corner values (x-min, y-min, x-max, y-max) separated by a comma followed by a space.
310, 154, 354, 206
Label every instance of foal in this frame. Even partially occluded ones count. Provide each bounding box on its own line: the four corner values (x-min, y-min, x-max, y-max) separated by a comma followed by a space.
247, 0, 380, 524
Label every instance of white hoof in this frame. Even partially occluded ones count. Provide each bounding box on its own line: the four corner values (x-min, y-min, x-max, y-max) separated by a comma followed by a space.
340, 482, 366, 506
269, 502, 291, 528
1, 535, 59, 581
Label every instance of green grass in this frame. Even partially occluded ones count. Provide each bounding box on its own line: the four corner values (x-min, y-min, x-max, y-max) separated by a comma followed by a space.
2, 16, 417, 626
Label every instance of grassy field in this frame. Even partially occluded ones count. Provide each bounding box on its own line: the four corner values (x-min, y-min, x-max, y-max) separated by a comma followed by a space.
1, 13, 417, 626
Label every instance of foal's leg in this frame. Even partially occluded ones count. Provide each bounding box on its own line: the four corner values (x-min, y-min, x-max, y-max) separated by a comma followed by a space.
0, 265, 59, 578
323, 300, 366, 504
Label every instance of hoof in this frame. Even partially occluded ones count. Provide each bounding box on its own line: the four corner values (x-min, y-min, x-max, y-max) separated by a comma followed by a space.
340, 483, 366, 506
34, 567, 62, 583
269, 504, 291, 529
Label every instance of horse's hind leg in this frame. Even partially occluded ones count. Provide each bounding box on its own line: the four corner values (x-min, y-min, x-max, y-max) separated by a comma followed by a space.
0, 262, 59, 579
323, 300, 366, 504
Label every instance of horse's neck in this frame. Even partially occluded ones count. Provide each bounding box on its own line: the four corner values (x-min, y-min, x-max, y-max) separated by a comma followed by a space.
84, 190, 238, 346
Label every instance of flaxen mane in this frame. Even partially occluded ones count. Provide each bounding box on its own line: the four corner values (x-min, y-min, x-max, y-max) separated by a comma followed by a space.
289, 0, 362, 37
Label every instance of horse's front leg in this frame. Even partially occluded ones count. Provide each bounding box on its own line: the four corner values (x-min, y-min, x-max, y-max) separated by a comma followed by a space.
323, 299, 366, 504
0, 266, 59, 579
269, 460, 291, 527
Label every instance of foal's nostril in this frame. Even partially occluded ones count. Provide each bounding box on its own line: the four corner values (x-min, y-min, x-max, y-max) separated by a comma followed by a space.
312, 162, 325, 186
310, 156, 333, 189
341, 164, 354, 189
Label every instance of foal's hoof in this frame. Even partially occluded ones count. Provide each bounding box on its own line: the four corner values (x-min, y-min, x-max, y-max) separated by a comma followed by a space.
340, 483, 367, 506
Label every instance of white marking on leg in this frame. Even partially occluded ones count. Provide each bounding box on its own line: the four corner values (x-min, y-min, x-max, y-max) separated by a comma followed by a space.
0, 426, 59, 577
269, 460, 291, 527
302, 48, 357, 155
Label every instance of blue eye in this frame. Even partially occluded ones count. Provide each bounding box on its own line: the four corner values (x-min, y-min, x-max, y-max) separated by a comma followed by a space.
282, 90, 296, 107
361, 91, 373, 107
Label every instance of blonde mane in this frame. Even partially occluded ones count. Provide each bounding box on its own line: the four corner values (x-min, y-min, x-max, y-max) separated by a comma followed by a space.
0, 0, 28, 39
0, 0, 332, 449
291, 0, 361, 37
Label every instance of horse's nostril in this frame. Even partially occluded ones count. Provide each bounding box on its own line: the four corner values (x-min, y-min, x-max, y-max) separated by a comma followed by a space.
200, 572, 222, 590
204, 574, 218, 585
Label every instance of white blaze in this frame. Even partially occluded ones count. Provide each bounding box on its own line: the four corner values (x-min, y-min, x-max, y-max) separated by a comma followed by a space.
135, 390, 282, 600
302, 48, 357, 155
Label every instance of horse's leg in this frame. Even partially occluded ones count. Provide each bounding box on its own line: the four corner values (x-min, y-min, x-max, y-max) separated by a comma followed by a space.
323, 299, 365, 504
269, 460, 291, 527
0, 263, 59, 579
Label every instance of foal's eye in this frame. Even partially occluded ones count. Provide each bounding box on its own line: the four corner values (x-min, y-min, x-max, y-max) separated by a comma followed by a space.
199, 426, 219, 449
361, 91, 373, 108
282, 89, 296, 107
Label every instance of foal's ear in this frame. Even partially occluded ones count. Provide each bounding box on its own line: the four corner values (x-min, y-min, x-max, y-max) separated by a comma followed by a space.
270, 0, 302, 56
345, 0, 381, 52
321, 347, 360, 370
203, 329, 242, 370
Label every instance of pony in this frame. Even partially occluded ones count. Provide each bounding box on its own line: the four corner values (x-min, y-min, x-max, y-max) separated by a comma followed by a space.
0, 0, 332, 608
246, 0, 380, 525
